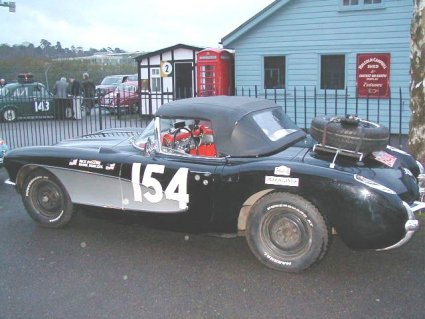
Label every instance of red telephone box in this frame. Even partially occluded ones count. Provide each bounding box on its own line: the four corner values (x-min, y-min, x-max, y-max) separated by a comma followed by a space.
197, 48, 234, 96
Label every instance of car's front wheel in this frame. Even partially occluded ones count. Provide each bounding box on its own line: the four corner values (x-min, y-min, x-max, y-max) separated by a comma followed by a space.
22, 170, 74, 228
246, 192, 330, 272
2, 107, 17, 122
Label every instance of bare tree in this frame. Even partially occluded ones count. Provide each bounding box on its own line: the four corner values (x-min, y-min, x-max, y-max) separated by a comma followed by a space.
409, 0, 425, 162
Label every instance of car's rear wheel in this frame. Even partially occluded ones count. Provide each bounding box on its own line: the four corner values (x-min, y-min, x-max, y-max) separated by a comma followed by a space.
246, 192, 330, 272
2, 107, 17, 122
22, 170, 74, 228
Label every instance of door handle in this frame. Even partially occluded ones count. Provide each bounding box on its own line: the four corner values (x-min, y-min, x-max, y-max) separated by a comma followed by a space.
190, 171, 212, 177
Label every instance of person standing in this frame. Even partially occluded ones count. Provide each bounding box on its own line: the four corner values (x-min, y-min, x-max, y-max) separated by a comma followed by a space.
53, 77, 69, 119
69, 76, 82, 119
81, 72, 95, 115
54, 77, 68, 98
0, 78, 7, 88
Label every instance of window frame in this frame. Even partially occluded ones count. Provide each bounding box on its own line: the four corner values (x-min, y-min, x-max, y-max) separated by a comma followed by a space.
150, 68, 161, 92
319, 54, 346, 91
339, 0, 384, 11
263, 55, 286, 90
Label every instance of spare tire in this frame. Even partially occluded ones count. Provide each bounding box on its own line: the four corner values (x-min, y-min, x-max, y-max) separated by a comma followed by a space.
310, 115, 389, 154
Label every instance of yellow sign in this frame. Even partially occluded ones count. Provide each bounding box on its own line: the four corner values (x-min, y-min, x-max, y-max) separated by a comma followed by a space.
160, 61, 173, 77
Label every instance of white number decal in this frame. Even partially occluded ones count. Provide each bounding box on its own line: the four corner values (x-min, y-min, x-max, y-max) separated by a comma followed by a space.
142, 164, 165, 203
165, 168, 189, 209
34, 101, 50, 112
132, 163, 143, 202
131, 164, 189, 209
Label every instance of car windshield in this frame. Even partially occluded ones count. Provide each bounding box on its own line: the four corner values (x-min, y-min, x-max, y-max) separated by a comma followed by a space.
127, 74, 138, 81
133, 119, 167, 149
133, 118, 192, 151
101, 76, 122, 85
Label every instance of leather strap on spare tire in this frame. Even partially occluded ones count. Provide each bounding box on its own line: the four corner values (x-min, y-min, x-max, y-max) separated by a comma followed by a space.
310, 115, 389, 154
321, 118, 332, 146
354, 125, 365, 153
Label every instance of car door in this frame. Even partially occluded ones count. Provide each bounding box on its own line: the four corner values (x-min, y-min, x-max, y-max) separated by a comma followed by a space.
120, 153, 224, 221
32, 84, 54, 118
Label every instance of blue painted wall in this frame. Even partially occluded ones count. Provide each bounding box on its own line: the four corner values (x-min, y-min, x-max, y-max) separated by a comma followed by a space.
222, 0, 412, 133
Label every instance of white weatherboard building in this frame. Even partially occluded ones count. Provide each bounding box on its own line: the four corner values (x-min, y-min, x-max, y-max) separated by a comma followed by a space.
135, 44, 203, 115
221, 0, 413, 134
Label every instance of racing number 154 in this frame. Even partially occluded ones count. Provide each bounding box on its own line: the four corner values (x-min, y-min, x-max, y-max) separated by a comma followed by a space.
131, 163, 189, 209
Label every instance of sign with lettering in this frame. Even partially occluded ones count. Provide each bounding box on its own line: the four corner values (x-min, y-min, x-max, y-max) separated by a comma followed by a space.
356, 53, 390, 99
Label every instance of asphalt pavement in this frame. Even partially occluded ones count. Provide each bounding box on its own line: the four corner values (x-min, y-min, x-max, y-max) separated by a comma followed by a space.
0, 168, 424, 319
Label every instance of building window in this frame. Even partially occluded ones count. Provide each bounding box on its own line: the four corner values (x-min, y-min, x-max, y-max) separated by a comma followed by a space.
264, 56, 285, 89
141, 79, 149, 91
150, 68, 161, 92
343, 0, 359, 5
342, 0, 382, 6
151, 78, 161, 92
321, 55, 345, 90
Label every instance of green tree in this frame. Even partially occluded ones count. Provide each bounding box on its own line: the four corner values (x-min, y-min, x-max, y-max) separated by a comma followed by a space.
0, 39, 136, 88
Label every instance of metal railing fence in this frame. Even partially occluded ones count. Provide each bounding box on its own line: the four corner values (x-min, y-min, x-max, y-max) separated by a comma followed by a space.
0, 90, 153, 149
0, 85, 411, 149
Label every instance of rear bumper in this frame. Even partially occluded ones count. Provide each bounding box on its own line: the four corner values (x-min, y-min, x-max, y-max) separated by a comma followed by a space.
377, 201, 425, 251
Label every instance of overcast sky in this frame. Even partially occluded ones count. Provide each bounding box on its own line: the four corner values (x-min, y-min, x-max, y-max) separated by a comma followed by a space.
0, 0, 275, 52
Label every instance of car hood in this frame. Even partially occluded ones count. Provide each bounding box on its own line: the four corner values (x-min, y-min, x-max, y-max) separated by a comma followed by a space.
56, 135, 132, 150
96, 84, 116, 90
103, 91, 136, 98
55, 128, 144, 150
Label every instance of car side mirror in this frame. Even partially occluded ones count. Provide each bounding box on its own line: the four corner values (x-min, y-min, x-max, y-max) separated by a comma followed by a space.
144, 137, 156, 156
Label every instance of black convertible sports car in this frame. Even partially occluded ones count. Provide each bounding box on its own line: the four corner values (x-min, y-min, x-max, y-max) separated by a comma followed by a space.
3, 96, 425, 272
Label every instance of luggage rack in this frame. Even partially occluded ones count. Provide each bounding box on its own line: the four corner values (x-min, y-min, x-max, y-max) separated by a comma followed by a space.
313, 143, 365, 168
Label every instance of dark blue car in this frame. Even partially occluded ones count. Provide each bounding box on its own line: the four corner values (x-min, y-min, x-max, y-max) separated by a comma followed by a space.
3, 96, 425, 272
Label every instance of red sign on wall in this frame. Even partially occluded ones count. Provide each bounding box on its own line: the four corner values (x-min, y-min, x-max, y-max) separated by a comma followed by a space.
356, 53, 390, 98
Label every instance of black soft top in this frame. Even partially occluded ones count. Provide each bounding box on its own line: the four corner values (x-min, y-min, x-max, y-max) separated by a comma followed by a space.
157, 96, 275, 121
156, 96, 306, 157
